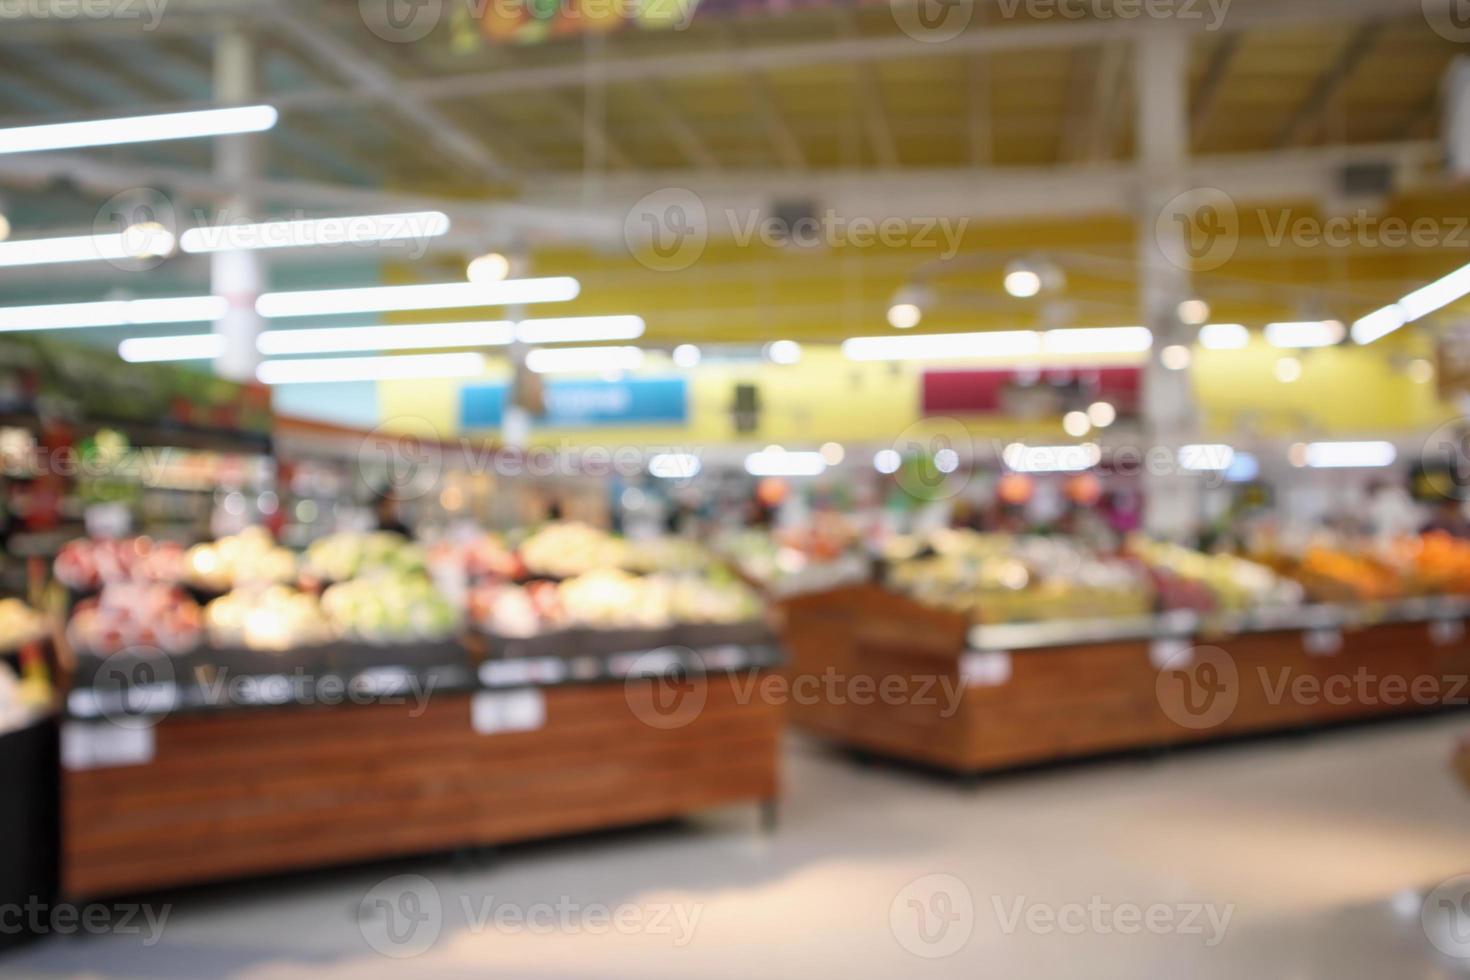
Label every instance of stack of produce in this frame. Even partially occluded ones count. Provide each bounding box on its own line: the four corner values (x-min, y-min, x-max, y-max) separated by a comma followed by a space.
303, 531, 426, 583
470, 581, 566, 638
66, 584, 202, 655
0, 598, 48, 653
321, 573, 460, 644
1127, 538, 1304, 613
425, 533, 523, 582
185, 528, 296, 592
1380, 532, 1470, 595
54, 537, 186, 590
470, 568, 762, 636
205, 586, 334, 652
887, 531, 1153, 624
518, 522, 628, 578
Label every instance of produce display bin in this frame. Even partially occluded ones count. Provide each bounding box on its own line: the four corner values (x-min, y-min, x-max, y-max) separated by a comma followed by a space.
59, 645, 783, 900
0, 713, 59, 952
781, 586, 1470, 775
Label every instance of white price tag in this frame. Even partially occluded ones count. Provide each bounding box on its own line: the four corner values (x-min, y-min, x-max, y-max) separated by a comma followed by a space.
1303, 628, 1344, 656
61, 723, 155, 772
1150, 637, 1193, 670
960, 650, 1012, 688
471, 689, 546, 735
1431, 618, 1466, 647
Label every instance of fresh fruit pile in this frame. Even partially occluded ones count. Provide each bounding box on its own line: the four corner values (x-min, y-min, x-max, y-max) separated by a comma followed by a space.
54, 537, 186, 591
887, 531, 1153, 624
321, 573, 460, 644
185, 528, 297, 592
66, 584, 202, 655
205, 586, 334, 651
425, 533, 523, 581
1382, 532, 1470, 595
1127, 538, 1303, 613
303, 531, 426, 584
0, 598, 48, 653
469, 581, 565, 638
518, 522, 629, 579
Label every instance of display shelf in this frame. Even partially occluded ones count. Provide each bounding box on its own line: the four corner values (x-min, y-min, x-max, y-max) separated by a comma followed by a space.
60, 642, 785, 899
0, 712, 59, 952
783, 585, 1470, 775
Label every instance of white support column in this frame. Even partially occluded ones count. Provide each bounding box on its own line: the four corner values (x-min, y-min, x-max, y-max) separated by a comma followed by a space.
1135, 28, 1199, 539
211, 25, 264, 383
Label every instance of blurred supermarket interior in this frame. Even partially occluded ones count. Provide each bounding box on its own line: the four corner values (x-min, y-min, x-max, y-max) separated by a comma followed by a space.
5, 0, 1470, 977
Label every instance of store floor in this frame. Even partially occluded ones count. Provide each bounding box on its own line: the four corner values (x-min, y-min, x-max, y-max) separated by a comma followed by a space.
9, 716, 1470, 979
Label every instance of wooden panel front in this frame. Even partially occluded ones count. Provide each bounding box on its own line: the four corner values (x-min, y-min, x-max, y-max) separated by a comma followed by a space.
63, 677, 781, 900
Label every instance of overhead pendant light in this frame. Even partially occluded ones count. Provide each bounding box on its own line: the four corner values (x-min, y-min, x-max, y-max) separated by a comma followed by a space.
256, 352, 487, 385
255, 277, 580, 318
178, 211, 450, 253
0, 295, 226, 332
467, 251, 511, 283
1264, 320, 1345, 349
745, 449, 828, 478
514, 315, 645, 344
119, 334, 226, 363
256, 321, 515, 355
524, 345, 644, 374
1003, 262, 1043, 298
1177, 298, 1211, 325
0, 229, 175, 268
1198, 323, 1250, 350
0, 105, 278, 155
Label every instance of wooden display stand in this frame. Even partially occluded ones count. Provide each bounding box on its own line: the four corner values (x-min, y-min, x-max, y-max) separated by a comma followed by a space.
782, 586, 1470, 775
62, 674, 781, 899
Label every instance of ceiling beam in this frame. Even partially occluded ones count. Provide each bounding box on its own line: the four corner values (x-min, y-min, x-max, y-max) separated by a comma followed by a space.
637, 81, 721, 171
742, 70, 807, 172
542, 92, 634, 171
10, 0, 1436, 124
968, 56, 993, 166
1190, 34, 1240, 149
1276, 21, 1381, 148
0, 152, 623, 246
834, 9, 898, 169
260, 0, 516, 183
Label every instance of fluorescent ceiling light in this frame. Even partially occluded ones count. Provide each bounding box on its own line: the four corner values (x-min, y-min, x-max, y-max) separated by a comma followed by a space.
1178, 444, 1236, 472
1303, 441, 1397, 469
744, 450, 828, 478
0, 295, 226, 332
257, 321, 514, 355
1225, 452, 1260, 483
1002, 443, 1101, 474
1398, 261, 1470, 323
256, 353, 486, 385
0, 105, 277, 155
842, 330, 1041, 362
0, 231, 172, 268
1042, 326, 1153, 354
255, 277, 580, 318
118, 334, 226, 363
648, 453, 702, 479
525, 345, 643, 374
766, 340, 802, 365
1198, 323, 1250, 350
179, 211, 449, 253
1350, 305, 1408, 345
515, 315, 645, 345
1264, 320, 1344, 349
